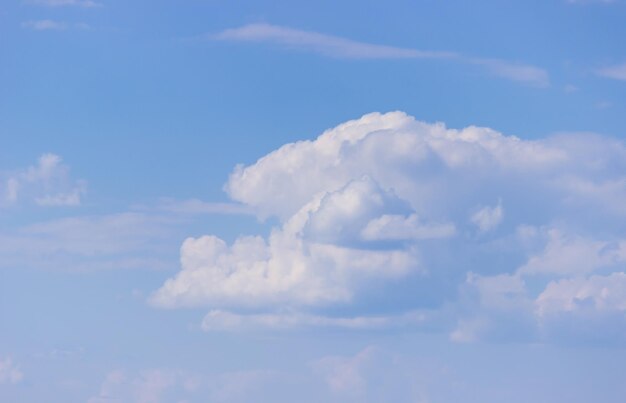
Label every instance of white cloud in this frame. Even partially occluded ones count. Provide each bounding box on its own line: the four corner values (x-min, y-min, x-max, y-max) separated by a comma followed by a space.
88, 369, 181, 403
213, 24, 549, 86
536, 273, 626, 316
0, 357, 23, 384
154, 111, 626, 341
470, 200, 503, 233
449, 317, 490, 343
151, 178, 422, 309
214, 23, 452, 60
24, 0, 102, 8
518, 229, 626, 276
596, 63, 626, 81
311, 346, 425, 402
467, 58, 550, 87
2, 154, 86, 207
225, 112, 569, 220
312, 347, 376, 396
361, 213, 455, 241
466, 272, 526, 310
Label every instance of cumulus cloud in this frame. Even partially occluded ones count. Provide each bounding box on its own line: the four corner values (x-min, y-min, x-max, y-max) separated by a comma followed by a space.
213, 24, 549, 86
0, 357, 23, 384
151, 177, 422, 309
154, 111, 626, 343
1, 154, 86, 207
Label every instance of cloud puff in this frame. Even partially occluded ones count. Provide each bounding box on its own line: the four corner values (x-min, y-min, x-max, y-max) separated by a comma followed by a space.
470, 200, 503, 233
0, 358, 23, 384
213, 24, 549, 86
536, 273, 626, 316
1, 154, 86, 207
154, 111, 626, 343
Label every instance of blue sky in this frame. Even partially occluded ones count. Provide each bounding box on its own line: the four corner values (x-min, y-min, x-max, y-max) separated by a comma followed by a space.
2, 0, 626, 401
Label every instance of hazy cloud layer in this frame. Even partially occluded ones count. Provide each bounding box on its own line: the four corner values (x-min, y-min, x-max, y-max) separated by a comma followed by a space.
0, 358, 23, 385
86, 347, 429, 403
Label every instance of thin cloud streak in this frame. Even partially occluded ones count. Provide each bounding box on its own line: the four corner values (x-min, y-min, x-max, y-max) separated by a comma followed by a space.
155, 198, 256, 216
21, 20, 91, 31
597, 63, 626, 81
213, 23, 549, 86
467, 57, 550, 87
21, 20, 67, 31
24, 0, 102, 8
214, 23, 455, 60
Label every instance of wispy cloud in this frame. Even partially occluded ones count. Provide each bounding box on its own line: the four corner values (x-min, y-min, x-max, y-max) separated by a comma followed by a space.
154, 198, 255, 216
213, 23, 549, 86
21, 19, 67, 31
0, 212, 177, 272
214, 23, 455, 60
467, 57, 550, 87
566, 0, 616, 4
201, 310, 427, 331
24, 0, 102, 8
21, 20, 91, 31
596, 63, 626, 81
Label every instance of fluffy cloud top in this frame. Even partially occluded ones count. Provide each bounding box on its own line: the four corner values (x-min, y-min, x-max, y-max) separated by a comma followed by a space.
153, 111, 626, 343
